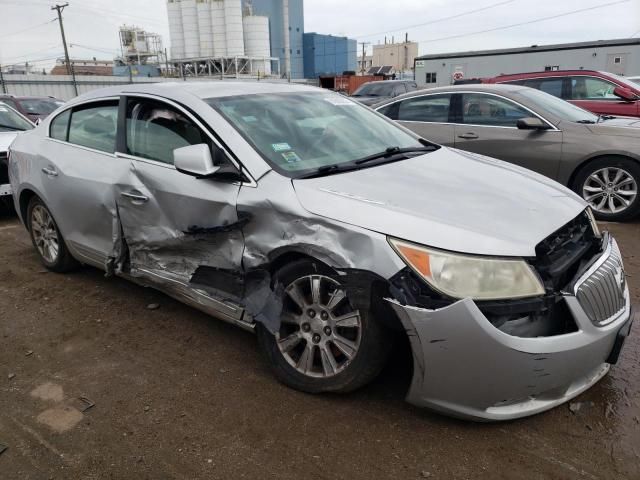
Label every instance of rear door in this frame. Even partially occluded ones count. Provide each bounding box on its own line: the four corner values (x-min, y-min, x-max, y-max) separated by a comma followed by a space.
115, 95, 245, 318
41, 99, 132, 267
377, 93, 456, 146
453, 92, 562, 178
567, 75, 638, 117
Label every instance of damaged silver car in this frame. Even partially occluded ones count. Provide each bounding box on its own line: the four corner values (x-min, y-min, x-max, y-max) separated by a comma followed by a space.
9, 82, 635, 421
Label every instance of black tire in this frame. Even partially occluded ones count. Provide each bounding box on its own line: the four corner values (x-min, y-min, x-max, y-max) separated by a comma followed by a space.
573, 157, 640, 222
256, 259, 392, 394
27, 196, 78, 272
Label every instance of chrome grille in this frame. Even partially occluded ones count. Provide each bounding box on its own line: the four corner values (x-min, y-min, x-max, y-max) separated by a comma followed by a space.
575, 238, 626, 326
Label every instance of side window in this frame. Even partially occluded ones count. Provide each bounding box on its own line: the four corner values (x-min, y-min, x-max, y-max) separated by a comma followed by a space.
462, 93, 530, 127
126, 98, 211, 165
68, 101, 118, 153
570, 76, 618, 100
1, 99, 18, 110
49, 109, 71, 141
396, 94, 451, 123
523, 78, 564, 98
377, 102, 399, 120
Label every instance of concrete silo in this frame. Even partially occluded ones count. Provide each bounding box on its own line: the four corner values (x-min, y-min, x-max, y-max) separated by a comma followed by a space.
167, 0, 185, 60
243, 15, 271, 74
210, 0, 227, 57
196, 0, 213, 58
224, 0, 244, 56
180, 0, 200, 58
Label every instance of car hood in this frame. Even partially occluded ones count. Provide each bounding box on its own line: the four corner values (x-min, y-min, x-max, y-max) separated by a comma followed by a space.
586, 117, 640, 136
351, 95, 388, 106
292, 148, 586, 257
0, 131, 19, 152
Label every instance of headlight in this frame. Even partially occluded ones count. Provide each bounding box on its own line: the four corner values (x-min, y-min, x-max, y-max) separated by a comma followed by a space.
389, 238, 545, 300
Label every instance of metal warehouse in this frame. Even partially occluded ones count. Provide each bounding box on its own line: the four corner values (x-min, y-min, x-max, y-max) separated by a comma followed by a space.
303, 33, 357, 78
414, 38, 640, 87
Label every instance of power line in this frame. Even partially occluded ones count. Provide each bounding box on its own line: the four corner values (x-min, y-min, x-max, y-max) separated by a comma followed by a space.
0, 18, 57, 39
415, 0, 632, 44
353, 0, 518, 39
2, 44, 62, 63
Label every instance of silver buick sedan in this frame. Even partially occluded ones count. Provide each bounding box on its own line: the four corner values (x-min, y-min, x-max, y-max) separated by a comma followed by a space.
8, 82, 635, 421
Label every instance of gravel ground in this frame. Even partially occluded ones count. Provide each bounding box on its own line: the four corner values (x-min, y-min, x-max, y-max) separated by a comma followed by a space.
0, 212, 639, 480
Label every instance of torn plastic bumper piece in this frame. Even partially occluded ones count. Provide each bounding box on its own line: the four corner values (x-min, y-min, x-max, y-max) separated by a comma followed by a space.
386, 290, 634, 421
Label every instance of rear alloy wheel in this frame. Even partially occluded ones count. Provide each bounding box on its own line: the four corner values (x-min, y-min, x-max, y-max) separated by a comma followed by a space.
27, 197, 78, 272
575, 158, 640, 222
257, 260, 391, 394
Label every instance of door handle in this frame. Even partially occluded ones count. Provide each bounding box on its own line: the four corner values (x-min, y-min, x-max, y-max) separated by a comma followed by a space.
120, 191, 149, 202
457, 133, 479, 140
41, 167, 58, 177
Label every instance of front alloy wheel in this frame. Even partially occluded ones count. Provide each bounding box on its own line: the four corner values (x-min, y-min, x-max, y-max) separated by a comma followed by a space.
256, 260, 391, 394
582, 167, 637, 216
277, 274, 362, 378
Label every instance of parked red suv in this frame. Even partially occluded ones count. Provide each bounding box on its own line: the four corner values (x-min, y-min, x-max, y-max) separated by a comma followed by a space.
485, 70, 640, 117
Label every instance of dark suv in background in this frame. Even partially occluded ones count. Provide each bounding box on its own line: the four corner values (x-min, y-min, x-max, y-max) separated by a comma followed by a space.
350, 80, 418, 106
485, 70, 640, 117
0, 95, 65, 122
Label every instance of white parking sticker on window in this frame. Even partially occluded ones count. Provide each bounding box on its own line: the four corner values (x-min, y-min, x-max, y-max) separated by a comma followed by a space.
324, 97, 356, 106
0, 107, 7, 112
281, 151, 301, 163
242, 115, 258, 122
272, 142, 291, 152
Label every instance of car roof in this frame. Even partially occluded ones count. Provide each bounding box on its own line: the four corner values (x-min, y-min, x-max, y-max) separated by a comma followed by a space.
492, 70, 606, 79
0, 95, 60, 100
377, 83, 528, 103
70, 81, 324, 104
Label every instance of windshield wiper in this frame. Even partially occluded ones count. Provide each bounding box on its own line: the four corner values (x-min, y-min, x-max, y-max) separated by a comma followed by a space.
296, 164, 355, 179
0, 124, 26, 131
597, 114, 616, 122
354, 146, 436, 165
576, 119, 597, 124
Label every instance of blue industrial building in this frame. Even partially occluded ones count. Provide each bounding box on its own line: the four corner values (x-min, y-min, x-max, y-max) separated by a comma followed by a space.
245, 0, 304, 79
303, 33, 357, 78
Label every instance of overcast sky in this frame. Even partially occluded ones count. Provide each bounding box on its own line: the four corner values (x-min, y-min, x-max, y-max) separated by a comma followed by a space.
1, 0, 639, 70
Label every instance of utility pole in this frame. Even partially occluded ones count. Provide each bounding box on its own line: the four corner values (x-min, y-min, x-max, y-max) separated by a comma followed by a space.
359, 42, 370, 74
51, 3, 78, 96
0, 64, 6, 94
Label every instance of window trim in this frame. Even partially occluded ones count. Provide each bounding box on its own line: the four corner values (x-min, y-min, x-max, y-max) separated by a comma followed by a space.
117, 93, 256, 187
567, 75, 624, 102
46, 96, 121, 156
392, 92, 454, 124
376, 91, 559, 131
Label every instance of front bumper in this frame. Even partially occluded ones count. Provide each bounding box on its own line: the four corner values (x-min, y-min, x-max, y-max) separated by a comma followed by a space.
388, 236, 634, 421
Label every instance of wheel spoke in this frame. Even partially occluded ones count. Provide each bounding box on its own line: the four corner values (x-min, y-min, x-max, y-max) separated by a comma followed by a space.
297, 343, 315, 374
608, 196, 617, 213
612, 169, 624, 184
332, 334, 357, 359
310, 276, 321, 305
614, 194, 631, 206
584, 192, 605, 202
583, 186, 604, 193
617, 177, 635, 188
319, 345, 338, 376
325, 288, 346, 310
333, 311, 360, 328
617, 189, 637, 197
589, 174, 605, 188
595, 195, 608, 210
278, 331, 303, 352
280, 312, 302, 325
285, 283, 307, 310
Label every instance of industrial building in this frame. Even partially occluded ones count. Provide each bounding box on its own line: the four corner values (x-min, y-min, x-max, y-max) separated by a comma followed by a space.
114, 25, 164, 77
166, 0, 304, 78
414, 38, 640, 87
303, 33, 357, 78
371, 37, 418, 74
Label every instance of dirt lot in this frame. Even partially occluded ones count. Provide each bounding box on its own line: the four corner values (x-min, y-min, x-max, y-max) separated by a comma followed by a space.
0, 212, 639, 480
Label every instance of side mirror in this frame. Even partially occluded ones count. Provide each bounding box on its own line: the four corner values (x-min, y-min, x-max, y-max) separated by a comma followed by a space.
613, 86, 638, 102
517, 117, 551, 130
174, 144, 220, 178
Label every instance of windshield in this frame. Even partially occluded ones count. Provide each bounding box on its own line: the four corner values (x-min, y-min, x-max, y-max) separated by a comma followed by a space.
19, 98, 64, 115
0, 103, 34, 131
516, 88, 599, 123
207, 92, 423, 177
352, 82, 393, 97
603, 72, 640, 91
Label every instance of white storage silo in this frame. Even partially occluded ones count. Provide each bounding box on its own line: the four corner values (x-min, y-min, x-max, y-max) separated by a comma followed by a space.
243, 15, 271, 74
167, 0, 185, 60
224, 0, 244, 56
180, 0, 200, 58
196, 0, 213, 57
210, 0, 226, 57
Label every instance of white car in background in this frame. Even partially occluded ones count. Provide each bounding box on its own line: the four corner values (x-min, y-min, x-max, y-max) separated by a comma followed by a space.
0, 102, 34, 210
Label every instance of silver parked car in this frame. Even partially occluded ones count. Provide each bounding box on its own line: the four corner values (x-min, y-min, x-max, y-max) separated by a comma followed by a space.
0, 102, 35, 210
9, 82, 635, 421
375, 84, 640, 221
